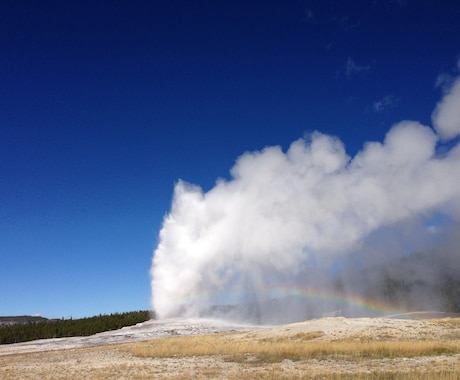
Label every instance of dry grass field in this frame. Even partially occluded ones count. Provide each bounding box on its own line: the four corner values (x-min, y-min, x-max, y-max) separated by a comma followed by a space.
1, 317, 459, 379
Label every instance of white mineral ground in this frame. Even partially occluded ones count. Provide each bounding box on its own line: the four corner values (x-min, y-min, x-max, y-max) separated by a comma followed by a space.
0, 318, 252, 355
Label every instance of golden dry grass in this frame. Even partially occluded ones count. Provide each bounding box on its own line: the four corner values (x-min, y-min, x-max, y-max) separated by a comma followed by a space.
161, 368, 460, 380
128, 332, 460, 363
433, 318, 460, 328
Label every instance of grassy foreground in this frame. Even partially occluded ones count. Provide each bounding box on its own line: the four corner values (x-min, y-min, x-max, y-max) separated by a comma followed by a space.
125, 318, 460, 379
127, 336, 460, 379
129, 333, 460, 362
1, 318, 459, 379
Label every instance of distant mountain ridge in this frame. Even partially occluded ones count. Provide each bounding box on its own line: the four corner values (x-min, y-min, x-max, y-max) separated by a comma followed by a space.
0, 316, 52, 328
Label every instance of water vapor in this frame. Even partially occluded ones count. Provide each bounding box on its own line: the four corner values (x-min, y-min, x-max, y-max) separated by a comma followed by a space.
151, 77, 460, 322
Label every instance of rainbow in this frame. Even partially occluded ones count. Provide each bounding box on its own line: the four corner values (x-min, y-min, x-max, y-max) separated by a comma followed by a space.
265, 285, 409, 316
173, 285, 410, 318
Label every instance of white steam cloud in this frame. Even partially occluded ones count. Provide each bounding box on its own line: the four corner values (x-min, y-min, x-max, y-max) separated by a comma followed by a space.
151, 77, 460, 321
432, 78, 460, 140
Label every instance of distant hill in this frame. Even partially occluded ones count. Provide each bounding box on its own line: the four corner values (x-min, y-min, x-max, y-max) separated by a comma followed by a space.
340, 248, 460, 314
200, 249, 460, 324
0, 316, 51, 328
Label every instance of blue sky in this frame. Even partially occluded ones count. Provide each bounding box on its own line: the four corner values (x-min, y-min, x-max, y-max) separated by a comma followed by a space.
1, 1, 460, 318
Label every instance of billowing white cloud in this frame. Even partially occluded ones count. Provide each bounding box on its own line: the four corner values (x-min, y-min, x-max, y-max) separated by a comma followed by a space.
435, 73, 454, 91
151, 76, 460, 320
432, 78, 460, 140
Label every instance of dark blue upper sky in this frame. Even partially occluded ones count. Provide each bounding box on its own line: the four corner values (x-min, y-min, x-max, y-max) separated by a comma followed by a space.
1, 0, 459, 318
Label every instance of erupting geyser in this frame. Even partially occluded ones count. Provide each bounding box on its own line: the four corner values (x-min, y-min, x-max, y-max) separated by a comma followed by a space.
151, 77, 460, 323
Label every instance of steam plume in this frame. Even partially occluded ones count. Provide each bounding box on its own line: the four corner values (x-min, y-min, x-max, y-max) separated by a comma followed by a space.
151, 77, 460, 322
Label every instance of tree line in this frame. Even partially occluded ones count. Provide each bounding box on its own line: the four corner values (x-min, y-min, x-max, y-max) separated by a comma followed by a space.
0, 310, 152, 344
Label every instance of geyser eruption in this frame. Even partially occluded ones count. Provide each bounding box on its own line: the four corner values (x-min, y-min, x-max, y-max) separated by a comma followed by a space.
151, 77, 460, 323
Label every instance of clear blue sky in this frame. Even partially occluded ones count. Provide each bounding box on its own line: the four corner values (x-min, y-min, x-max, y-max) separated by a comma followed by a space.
1, 1, 459, 318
